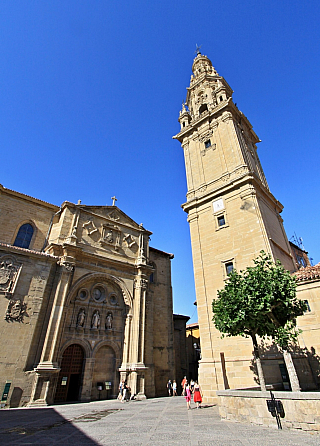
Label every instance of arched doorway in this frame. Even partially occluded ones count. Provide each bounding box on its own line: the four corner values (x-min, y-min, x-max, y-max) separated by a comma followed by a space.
55, 344, 84, 403
92, 345, 117, 400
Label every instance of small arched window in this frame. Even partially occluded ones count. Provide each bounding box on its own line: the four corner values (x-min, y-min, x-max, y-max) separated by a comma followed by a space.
13, 223, 34, 249
199, 104, 208, 115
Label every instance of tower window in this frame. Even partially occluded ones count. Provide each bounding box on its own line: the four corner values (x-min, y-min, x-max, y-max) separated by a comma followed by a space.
183, 122, 186, 127
13, 223, 34, 249
220, 96, 223, 102
199, 104, 208, 115
225, 262, 234, 275
217, 215, 226, 227
204, 140, 211, 149
304, 300, 311, 312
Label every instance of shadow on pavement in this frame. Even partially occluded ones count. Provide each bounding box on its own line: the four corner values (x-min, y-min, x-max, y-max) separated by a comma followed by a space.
0, 407, 114, 444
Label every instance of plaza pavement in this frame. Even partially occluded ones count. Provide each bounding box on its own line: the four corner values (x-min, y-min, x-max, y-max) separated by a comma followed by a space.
1, 396, 319, 446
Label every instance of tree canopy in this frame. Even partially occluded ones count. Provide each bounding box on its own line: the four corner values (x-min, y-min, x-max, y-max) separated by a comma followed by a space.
212, 251, 307, 345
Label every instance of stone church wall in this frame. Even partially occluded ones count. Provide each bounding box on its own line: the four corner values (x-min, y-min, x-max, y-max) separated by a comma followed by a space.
0, 246, 57, 407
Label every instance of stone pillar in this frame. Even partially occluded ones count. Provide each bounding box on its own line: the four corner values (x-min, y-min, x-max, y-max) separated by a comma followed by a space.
80, 358, 95, 402
130, 274, 148, 399
28, 262, 74, 406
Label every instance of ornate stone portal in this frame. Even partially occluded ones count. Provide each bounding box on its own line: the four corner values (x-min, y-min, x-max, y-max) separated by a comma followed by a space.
0, 186, 175, 407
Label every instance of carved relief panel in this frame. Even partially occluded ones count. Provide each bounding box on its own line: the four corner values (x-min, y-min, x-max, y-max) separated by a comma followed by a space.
68, 279, 126, 340
0, 255, 22, 295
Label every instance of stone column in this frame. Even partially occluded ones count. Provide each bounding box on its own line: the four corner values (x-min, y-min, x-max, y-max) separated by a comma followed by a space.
120, 313, 133, 369
130, 273, 148, 399
28, 262, 74, 406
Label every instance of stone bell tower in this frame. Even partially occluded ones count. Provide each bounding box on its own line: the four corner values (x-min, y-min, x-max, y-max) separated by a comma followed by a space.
173, 51, 296, 401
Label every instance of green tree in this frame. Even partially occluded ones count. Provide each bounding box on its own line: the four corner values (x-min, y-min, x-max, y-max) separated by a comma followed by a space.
212, 251, 307, 391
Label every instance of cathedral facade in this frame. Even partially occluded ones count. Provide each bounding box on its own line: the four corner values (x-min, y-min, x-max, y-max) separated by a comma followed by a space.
0, 184, 175, 407
174, 52, 319, 401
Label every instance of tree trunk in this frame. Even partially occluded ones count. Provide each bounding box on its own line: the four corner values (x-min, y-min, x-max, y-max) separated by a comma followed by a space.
250, 333, 266, 391
283, 349, 301, 392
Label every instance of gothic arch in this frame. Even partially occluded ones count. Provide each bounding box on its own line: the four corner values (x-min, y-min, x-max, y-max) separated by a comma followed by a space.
68, 272, 133, 309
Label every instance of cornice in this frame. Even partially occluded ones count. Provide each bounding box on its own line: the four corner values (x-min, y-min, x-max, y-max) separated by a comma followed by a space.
173, 100, 230, 141
182, 172, 283, 214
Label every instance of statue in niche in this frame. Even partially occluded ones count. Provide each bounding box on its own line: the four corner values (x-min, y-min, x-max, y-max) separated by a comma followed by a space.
76, 309, 86, 327
91, 311, 100, 329
106, 312, 113, 330
105, 229, 113, 243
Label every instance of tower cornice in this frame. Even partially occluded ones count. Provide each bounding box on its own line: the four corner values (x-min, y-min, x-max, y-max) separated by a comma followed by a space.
173, 98, 259, 145
181, 172, 283, 215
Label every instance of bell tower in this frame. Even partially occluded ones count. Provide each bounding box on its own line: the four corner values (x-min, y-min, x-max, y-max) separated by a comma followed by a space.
173, 52, 296, 401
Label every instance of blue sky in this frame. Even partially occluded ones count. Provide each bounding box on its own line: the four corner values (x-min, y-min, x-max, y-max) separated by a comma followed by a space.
1, 1, 319, 323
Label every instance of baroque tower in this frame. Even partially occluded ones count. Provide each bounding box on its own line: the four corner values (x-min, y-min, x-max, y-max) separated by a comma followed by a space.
173, 52, 296, 401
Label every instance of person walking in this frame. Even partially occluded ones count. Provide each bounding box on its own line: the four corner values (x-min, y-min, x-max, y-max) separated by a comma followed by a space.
193, 381, 203, 409
181, 376, 187, 396
118, 380, 124, 400
121, 381, 128, 402
167, 379, 172, 396
185, 384, 191, 409
172, 380, 177, 396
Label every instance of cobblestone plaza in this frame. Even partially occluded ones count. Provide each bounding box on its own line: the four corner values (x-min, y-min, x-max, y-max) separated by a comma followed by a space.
1, 396, 319, 445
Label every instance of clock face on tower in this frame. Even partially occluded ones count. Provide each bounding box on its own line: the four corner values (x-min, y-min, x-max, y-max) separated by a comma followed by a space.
212, 198, 224, 213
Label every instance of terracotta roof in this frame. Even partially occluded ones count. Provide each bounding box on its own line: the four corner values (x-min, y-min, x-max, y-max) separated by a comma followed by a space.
0, 242, 58, 259
292, 263, 320, 282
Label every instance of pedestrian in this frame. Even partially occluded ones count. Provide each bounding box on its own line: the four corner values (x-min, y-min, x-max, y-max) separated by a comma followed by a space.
193, 381, 203, 409
181, 376, 187, 396
167, 379, 172, 396
172, 380, 177, 396
118, 380, 124, 400
185, 384, 191, 409
190, 378, 195, 393
121, 381, 128, 402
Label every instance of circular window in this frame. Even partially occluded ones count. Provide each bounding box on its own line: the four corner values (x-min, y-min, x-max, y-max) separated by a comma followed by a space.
109, 294, 117, 305
78, 289, 88, 300
92, 285, 106, 302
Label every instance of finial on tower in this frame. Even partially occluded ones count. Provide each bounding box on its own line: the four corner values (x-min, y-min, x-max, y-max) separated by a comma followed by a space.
111, 196, 117, 206
195, 44, 202, 55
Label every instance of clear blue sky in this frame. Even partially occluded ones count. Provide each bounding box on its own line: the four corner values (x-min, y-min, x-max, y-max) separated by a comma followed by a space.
1, 1, 319, 323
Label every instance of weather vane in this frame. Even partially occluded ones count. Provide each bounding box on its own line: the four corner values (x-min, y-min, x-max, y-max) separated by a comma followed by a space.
195, 44, 202, 55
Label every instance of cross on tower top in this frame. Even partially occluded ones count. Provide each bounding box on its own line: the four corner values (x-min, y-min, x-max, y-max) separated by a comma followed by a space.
195, 44, 202, 55
111, 196, 117, 206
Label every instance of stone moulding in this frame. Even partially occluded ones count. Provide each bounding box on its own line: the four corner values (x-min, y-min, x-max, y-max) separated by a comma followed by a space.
217, 389, 320, 433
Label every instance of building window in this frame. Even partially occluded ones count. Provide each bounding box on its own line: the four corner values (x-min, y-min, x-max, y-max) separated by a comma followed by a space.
225, 262, 234, 275
204, 140, 211, 149
13, 223, 34, 249
220, 96, 223, 102
297, 255, 306, 267
217, 215, 226, 227
149, 272, 154, 283
304, 300, 311, 312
